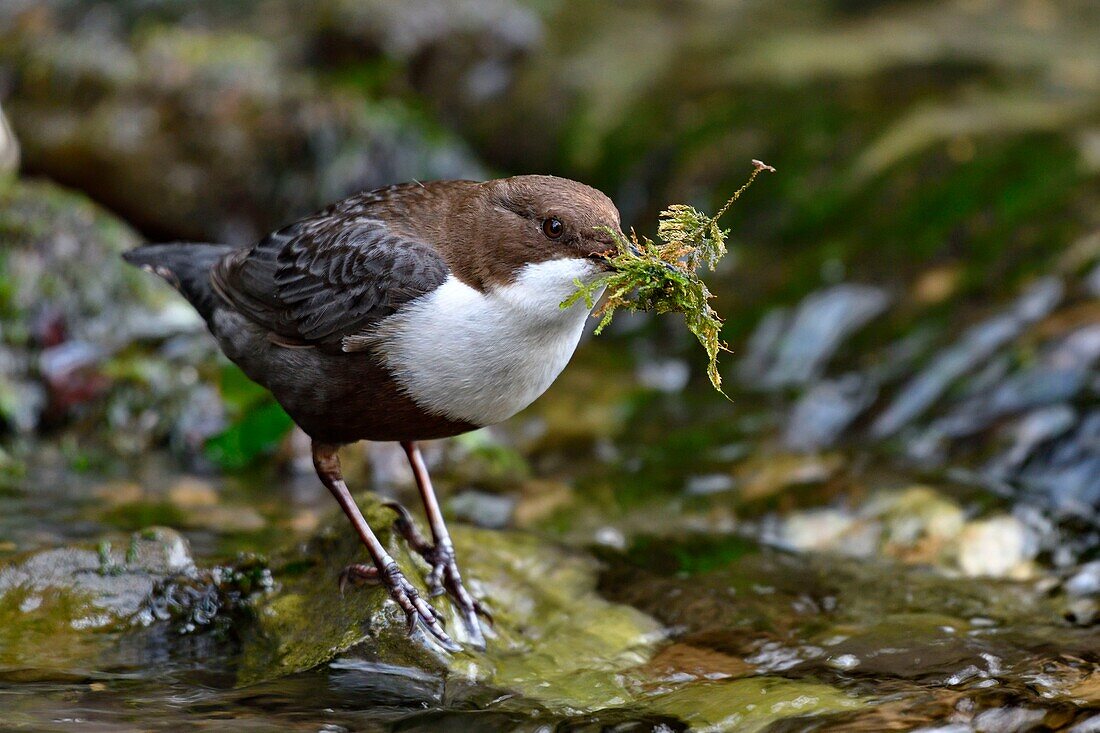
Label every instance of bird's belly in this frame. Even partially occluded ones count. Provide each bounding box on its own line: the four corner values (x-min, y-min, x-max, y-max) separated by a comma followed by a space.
373, 273, 593, 427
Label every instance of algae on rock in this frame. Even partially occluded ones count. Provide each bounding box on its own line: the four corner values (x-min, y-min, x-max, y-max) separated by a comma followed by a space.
0, 528, 194, 676
238, 493, 663, 712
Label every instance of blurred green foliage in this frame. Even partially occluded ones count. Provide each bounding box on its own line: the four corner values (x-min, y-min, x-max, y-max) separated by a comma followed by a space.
204, 365, 293, 471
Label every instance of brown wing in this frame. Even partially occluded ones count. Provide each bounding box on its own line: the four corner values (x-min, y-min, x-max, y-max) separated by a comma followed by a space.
212, 190, 451, 349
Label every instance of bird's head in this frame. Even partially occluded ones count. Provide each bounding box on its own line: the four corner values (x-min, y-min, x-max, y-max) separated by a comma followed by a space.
439, 175, 622, 297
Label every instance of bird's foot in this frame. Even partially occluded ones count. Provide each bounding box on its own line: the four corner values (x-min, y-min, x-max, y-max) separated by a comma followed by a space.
386, 501, 492, 649
338, 560, 460, 653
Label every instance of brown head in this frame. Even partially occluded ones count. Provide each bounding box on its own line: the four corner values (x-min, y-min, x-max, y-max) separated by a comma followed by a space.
411, 175, 622, 292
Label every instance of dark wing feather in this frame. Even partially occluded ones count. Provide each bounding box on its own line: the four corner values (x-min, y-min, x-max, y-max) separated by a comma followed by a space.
212, 205, 449, 348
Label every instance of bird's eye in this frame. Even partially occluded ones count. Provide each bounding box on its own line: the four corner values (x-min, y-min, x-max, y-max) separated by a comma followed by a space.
542, 217, 564, 240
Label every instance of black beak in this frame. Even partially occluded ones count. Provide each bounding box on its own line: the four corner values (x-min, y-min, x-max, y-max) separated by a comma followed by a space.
585, 228, 621, 270
587, 251, 614, 271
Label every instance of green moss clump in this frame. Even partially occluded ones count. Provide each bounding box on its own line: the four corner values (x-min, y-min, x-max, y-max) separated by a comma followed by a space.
563, 160, 775, 393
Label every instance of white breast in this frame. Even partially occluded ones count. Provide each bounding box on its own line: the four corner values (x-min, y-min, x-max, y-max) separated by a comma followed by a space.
370, 258, 603, 426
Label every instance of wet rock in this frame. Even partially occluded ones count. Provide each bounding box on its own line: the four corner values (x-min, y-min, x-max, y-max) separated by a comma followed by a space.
1014, 277, 1067, 321
912, 723, 973, 733
513, 478, 575, 527
866, 327, 939, 383
0, 178, 158, 347
38, 340, 111, 415
447, 490, 515, 529
1, 6, 486, 244
818, 615, 1010, 685
0, 177, 224, 447
871, 277, 1065, 438
640, 677, 862, 731
736, 307, 789, 385
601, 532, 1070, 704
1086, 262, 1100, 298
326, 658, 445, 707
866, 487, 966, 563
0, 527, 195, 629
970, 707, 1045, 733
986, 404, 1077, 476
321, 0, 539, 60
931, 326, 1100, 440
0, 528, 199, 674
1060, 559, 1100, 620
956, 515, 1039, 579
319, 0, 541, 117
239, 493, 666, 717
765, 487, 1049, 578
642, 641, 753, 682
1064, 597, 1099, 626
170, 383, 229, 458
1070, 714, 1100, 733
735, 452, 844, 502
741, 285, 889, 389
1065, 561, 1100, 598
684, 473, 736, 497
768, 507, 868, 556
784, 373, 878, 451
0, 371, 47, 435
636, 358, 691, 393
1019, 409, 1100, 520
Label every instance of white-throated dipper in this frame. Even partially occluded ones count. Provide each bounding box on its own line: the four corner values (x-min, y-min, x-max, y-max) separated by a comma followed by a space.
124, 176, 621, 651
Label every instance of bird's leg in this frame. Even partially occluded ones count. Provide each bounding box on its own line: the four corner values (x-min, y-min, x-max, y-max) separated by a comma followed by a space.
391, 440, 489, 648
311, 442, 459, 652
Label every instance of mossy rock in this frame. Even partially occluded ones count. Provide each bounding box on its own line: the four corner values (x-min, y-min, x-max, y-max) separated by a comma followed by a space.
239, 494, 874, 722
642, 677, 862, 733
1, 11, 486, 244
0, 528, 194, 677
0, 176, 220, 451
238, 494, 662, 709
0, 177, 158, 336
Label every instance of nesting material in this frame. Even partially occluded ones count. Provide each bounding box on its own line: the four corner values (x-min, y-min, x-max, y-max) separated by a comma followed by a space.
563, 160, 775, 393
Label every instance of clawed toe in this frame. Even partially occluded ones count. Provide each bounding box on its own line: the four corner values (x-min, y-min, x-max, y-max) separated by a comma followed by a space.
385, 501, 488, 648
380, 562, 461, 653
435, 551, 487, 648
338, 560, 459, 653
472, 598, 494, 626
338, 563, 380, 594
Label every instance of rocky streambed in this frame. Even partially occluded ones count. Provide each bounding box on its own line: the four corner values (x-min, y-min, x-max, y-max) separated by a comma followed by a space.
3, 0, 1100, 730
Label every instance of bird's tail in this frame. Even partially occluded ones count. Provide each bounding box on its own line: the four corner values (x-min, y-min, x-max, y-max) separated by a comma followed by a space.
122, 242, 236, 322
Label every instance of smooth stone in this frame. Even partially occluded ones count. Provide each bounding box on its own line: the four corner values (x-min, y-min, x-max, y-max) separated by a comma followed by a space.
971, 707, 1045, 733
1070, 714, 1100, 733
448, 490, 516, 529
761, 285, 890, 389
784, 373, 878, 451
957, 515, 1038, 579
871, 278, 1064, 438
1065, 561, 1100, 598
988, 404, 1077, 474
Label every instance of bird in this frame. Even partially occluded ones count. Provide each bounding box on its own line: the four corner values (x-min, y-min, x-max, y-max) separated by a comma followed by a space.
123, 175, 622, 651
